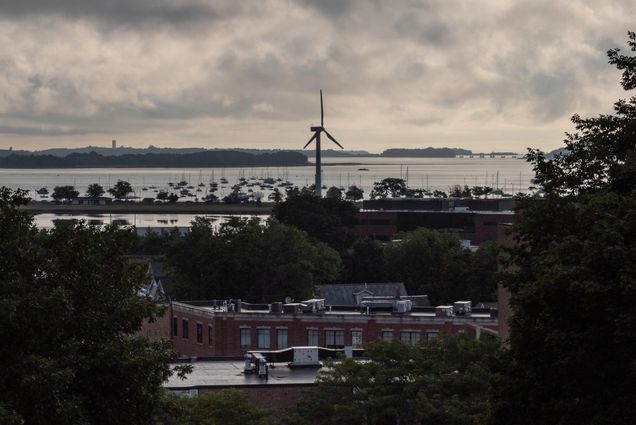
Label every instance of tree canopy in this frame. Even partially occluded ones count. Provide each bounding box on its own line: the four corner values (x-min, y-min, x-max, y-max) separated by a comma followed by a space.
108, 180, 133, 200
156, 389, 271, 425
0, 188, 186, 425
167, 217, 341, 302
86, 183, 105, 198
384, 228, 498, 304
369, 178, 409, 199
345, 185, 364, 201
493, 32, 636, 425
273, 193, 359, 251
52, 185, 79, 201
288, 336, 502, 425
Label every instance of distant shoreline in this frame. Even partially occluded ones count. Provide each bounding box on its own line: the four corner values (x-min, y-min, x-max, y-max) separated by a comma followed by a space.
21, 201, 275, 215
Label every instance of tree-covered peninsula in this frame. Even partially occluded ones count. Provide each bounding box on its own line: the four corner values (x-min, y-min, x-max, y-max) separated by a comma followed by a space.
0, 150, 308, 168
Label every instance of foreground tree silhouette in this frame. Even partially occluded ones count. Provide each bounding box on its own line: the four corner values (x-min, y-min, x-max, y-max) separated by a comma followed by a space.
493, 32, 636, 424
0, 188, 186, 425
287, 336, 501, 425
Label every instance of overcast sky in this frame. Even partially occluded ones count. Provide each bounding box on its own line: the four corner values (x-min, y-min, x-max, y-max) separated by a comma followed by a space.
0, 0, 634, 153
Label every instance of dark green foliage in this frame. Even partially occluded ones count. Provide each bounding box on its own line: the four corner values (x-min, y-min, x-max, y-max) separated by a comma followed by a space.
133, 230, 182, 256
108, 180, 133, 200
268, 188, 282, 203
223, 192, 243, 204
369, 178, 408, 199
325, 186, 343, 200
203, 193, 218, 204
273, 193, 359, 251
449, 184, 471, 198
0, 150, 308, 168
493, 32, 636, 425
287, 336, 501, 425
384, 228, 498, 304
52, 185, 79, 201
345, 185, 364, 201
341, 238, 387, 283
167, 218, 341, 302
0, 188, 185, 425
86, 183, 105, 198
156, 389, 271, 425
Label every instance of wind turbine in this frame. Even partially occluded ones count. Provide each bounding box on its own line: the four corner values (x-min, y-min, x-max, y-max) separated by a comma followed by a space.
303, 90, 344, 197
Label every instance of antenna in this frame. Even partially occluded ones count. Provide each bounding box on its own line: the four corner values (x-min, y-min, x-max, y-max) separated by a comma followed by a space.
302, 90, 344, 197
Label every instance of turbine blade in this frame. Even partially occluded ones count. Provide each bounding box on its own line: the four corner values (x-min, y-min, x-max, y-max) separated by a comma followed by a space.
320, 89, 324, 127
303, 133, 317, 149
324, 129, 344, 149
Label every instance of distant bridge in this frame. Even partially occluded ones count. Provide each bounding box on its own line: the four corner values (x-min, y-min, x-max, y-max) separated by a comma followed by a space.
456, 153, 520, 159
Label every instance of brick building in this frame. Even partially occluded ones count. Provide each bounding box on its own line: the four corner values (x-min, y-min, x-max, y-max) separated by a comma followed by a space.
354, 210, 513, 244
145, 297, 498, 359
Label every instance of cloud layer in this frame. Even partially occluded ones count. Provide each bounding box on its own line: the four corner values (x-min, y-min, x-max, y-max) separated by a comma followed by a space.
0, 0, 634, 152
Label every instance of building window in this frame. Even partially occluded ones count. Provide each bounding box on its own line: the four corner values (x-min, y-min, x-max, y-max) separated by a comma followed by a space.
182, 319, 189, 339
196, 323, 203, 344
351, 330, 363, 348
208, 325, 213, 346
307, 329, 319, 346
400, 330, 420, 346
277, 328, 288, 349
325, 330, 345, 348
240, 328, 251, 348
172, 317, 178, 337
427, 331, 439, 341
382, 330, 394, 342
257, 328, 270, 349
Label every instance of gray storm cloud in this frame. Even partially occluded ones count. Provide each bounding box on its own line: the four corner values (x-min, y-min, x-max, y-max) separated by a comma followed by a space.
0, 0, 633, 152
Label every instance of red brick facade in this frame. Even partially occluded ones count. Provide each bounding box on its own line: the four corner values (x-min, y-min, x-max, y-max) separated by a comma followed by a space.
148, 302, 498, 358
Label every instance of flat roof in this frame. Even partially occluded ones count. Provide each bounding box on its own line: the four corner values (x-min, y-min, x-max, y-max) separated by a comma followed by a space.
164, 360, 321, 389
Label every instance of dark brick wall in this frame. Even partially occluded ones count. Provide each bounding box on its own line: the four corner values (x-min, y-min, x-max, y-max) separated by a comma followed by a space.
143, 304, 499, 358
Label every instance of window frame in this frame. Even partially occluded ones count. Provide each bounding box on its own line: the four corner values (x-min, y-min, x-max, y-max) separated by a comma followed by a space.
351, 330, 363, 348
276, 328, 288, 349
182, 319, 189, 339
325, 329, 345, 348
400, 330, 421, 346
307, 328, 319, 346
240, 327, 251, 349
382, 330, 394, 342
257, 328, 271, 349
196, 322, 203, 344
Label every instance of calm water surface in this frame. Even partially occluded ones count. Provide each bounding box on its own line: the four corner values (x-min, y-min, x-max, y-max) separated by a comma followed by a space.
5, 157, 534, 228
0, 157, 534, 202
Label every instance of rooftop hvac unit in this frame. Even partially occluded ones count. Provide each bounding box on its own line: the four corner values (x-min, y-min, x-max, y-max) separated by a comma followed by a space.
282, 303, 305, 314
394, 299, 412, 313
270, 302, 283, 313
291, 347, 321, 367
435, 305, 454, 318
453, 301, 472, 315
301, 299, 325, 313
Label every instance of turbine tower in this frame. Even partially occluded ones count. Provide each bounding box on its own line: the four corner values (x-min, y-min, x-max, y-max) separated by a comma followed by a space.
303, 90, 344, 197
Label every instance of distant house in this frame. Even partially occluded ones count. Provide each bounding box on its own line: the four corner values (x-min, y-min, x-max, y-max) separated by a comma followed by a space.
138, 261, 172, 302
315, 283, 429, 307
71, 196, 112, 206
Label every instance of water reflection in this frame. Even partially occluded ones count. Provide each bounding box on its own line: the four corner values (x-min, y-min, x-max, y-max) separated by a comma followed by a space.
34, 213, 266, 230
